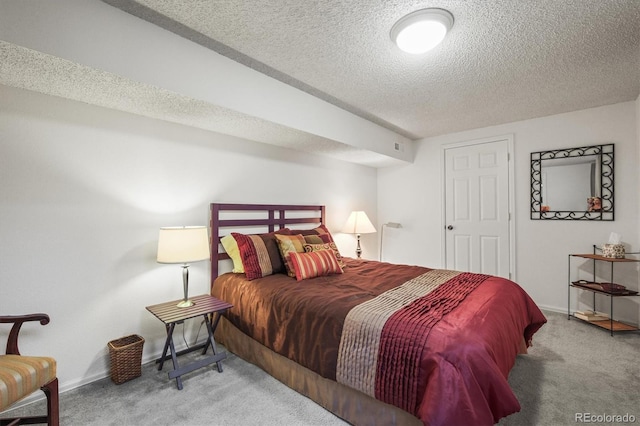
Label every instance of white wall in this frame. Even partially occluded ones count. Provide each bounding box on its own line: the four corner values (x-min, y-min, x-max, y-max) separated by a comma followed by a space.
0, 85, 377, 393
378, 101, 639, 324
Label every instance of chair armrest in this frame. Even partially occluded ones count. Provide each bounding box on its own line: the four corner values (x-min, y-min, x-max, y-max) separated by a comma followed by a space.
0, 313, 50, 355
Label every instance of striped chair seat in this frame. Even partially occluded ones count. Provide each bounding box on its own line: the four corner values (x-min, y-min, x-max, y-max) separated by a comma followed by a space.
0, 354, 57, 411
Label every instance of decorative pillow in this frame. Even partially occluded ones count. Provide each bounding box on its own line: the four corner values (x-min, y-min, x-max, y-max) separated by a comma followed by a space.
220, 234, 244, 273
289, 249, 343, 281
275, 234, 307, 277
303, 234, 332, 245
294, 224, 334, 241
232, 229, 290, 280
304, 242, 346, 269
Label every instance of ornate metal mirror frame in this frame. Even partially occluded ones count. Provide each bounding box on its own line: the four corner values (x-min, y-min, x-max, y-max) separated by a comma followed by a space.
531, 144, 614, 220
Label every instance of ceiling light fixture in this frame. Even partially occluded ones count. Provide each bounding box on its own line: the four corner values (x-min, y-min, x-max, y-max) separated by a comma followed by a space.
390, 8, 454, 54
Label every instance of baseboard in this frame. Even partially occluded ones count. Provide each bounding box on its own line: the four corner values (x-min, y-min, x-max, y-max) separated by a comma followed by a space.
537, 303, 566, 314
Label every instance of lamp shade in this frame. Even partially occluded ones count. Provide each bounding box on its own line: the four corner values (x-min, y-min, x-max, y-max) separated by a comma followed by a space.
341, 211, 376, 235
157, 226, 210, 264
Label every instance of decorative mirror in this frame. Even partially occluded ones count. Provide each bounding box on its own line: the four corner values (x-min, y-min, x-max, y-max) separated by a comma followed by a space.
531, 144, 614, 220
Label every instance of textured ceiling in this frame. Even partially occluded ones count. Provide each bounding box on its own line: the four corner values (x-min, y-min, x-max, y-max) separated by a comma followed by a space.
2, 1, 639, 167
106, 0, 640, 140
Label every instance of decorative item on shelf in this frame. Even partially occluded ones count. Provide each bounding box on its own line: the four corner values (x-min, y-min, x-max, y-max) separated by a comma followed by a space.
379, 222, 402, 261
602, 244, 625, 258
601, 232, 625, 258
342, 211, 376, 259
157, 226, 210, 307
598, 283, 627, 293
574, 310, 609, 322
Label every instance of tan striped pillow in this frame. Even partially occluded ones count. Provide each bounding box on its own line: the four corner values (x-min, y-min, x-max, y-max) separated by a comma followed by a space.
275, 234, 306, 277
289, 249, 343, 281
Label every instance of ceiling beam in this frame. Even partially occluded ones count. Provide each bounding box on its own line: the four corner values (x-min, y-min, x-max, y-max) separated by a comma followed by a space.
0, 0, 413, 166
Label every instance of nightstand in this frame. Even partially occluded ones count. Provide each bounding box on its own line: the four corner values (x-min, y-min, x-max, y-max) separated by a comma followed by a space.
146, 294, 233, 389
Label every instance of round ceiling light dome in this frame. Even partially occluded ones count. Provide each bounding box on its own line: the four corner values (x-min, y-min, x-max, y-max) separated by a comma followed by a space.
390, 8, 454, 54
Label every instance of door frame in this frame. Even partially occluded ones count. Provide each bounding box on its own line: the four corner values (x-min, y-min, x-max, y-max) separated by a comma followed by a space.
440, 134, 517, 280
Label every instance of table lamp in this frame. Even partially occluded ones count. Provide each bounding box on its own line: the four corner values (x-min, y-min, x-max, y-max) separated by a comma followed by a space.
341, 211, 376, 258
157, 226, 210, 307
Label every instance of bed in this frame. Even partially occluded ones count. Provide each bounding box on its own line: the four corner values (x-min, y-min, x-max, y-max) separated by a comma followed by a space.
209, 203, 546, 425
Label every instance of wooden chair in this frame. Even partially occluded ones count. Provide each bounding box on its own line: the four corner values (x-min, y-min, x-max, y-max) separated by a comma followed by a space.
0, 314, 59, 426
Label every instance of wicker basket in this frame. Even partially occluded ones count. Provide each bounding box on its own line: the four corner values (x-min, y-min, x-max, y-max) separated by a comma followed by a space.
108, 334, 144, 384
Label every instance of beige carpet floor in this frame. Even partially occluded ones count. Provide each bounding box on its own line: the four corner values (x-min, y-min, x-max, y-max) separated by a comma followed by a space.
4, 310, 639, 425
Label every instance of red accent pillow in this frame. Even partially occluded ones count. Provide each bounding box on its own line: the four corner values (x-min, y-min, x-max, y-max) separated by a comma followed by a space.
232, 229, 290, 280
289, 249, 343, 281
303, 242, 346, 269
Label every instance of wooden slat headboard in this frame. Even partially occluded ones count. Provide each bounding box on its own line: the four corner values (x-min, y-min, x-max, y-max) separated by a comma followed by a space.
209, 203, 326, 288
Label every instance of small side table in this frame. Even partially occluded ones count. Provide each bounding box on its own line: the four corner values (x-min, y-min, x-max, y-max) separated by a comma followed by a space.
146, 294, 233, 390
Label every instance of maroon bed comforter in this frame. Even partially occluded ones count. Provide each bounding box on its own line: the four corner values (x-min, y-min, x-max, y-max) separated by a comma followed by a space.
212, 259, 546, 425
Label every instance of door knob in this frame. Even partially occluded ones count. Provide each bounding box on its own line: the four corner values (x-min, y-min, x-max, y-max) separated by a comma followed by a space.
447, 225, 454, 230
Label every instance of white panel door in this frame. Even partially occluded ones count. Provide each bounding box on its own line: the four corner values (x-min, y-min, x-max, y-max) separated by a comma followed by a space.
444, 139, 511, 278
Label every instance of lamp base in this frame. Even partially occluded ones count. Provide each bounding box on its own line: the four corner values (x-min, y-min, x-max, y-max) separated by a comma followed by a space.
176, 299, 194, 308
177, 264, 195, 308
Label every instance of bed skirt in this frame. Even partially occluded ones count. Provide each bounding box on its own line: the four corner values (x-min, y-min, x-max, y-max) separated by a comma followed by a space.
215, 316, 422, 426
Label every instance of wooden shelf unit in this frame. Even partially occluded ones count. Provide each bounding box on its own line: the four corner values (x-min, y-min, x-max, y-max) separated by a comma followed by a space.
571, 253, 639, 263
587, 319, 638, 332
568, 247, 639, 335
